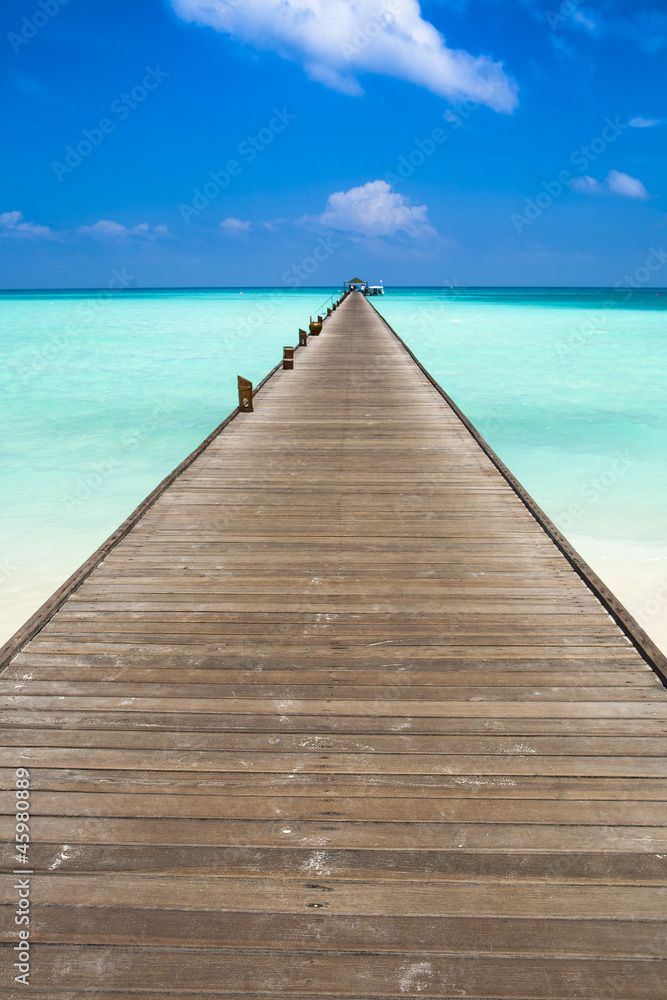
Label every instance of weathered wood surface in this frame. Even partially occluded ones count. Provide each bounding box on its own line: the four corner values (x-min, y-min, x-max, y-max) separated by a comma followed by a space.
1, 291, 666, 998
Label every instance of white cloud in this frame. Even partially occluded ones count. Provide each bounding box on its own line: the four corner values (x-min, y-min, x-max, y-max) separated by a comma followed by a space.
220, 217, 251, 234
0, 211, 23, 228
606, 170, 650, 200
0, 210, 56, 239
629, 117, 662, 128
571, 171, 650, 201
1, 213, 172, 242
171, 0, 517, 111
77, 220, 170, 239
318, 180, 436, 239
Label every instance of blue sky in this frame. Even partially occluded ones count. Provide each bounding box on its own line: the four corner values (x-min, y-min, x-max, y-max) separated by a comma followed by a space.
1, 0, 665, 287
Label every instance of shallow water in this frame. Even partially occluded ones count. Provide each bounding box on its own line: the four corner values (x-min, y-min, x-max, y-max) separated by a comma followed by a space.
1, 286, 665, 652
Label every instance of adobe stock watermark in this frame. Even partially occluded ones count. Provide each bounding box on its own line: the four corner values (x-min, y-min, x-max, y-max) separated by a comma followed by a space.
409, 277, 462, 332
9, 267, 134, 390
384, 81, 498, 184
556, 245, 666, 363
179, 107, 296, 223
511, 117, 628, 233
545, 0, 588, 31
340, 0, 401, 59
408, 276, 464, 327
236, 294, 283, 337
51, 66, 169, 182
60, 399, 173, 515
8, 0, 71, 53
281, 235, 341, 287
0, 555, 19, 584
614, 245, 667, 295
636, 580, 667, 630
557, 451, 633, 532
13, 767, 32, 986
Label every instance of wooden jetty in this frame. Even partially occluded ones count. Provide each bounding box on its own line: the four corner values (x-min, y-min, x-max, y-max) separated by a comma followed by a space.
1, 290, 666, 998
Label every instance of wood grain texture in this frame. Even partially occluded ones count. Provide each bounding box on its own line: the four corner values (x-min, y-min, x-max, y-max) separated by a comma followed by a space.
1, 291, 666, 997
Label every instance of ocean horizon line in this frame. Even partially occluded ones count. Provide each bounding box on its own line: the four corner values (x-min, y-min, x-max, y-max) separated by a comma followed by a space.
1, 284, 666, 294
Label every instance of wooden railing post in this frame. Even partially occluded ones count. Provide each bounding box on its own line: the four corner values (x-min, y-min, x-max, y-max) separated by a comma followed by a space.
283, 347, 294, 370
237, 375, 253, 412
299, 328, 308, 346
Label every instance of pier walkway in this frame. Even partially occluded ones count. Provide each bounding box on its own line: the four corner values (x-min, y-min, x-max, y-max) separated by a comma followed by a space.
1, 291, 666, 998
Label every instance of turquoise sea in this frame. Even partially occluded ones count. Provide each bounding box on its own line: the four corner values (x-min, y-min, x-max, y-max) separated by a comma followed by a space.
1, 287, 666, 652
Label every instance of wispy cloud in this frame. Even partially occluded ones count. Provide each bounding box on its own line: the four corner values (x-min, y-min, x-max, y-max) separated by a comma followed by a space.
77, 220, 170, 239
1, 213, 171, 242
611, 5, 667, 53
171, 0, 518, 111
220, 217, 251, 235
629, 117, 662, 128
571, 170, 650, 200
0, 210, 57, 240
316, 180, 437, 239
526, 0, 667, 53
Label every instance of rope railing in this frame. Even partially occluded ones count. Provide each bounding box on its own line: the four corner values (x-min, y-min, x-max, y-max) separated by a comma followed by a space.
312, 291, 340, 318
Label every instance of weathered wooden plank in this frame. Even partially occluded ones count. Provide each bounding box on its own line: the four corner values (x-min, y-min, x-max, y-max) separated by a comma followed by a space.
2, 844, 666, 884
6, 909, 666, 956
5, 790, 666, 825
4, 681, 663, 702
4, 815, 666, 850
0, 749, 665, 776
16, 641, 643, 659
0, 872, 667, 922
2, 873, 666, 919
2, 713, 666, 738
2, 716, 666, 742
4, 768, 667, 798
4, 695, 664, 717
8, 652, 651, 671
1, 946, 665, 999
3, 731, 667, 755
5, 666, 659, 687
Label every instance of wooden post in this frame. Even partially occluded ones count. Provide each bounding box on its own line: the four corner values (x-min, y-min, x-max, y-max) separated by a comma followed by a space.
299, 328, 308, 346
327, 307, 331, 317
283, 346, 294, 370
237, 375, 253, 412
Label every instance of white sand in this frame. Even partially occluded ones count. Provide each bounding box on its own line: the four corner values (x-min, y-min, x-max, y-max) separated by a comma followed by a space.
570, 535, 667, 656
